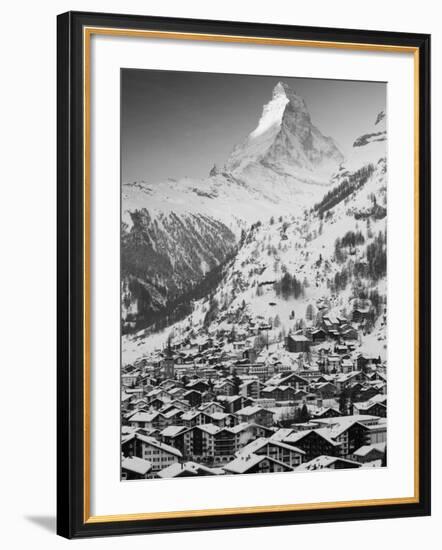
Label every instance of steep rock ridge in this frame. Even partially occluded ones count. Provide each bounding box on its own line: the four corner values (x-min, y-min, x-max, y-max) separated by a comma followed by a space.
226, 82, 344, 184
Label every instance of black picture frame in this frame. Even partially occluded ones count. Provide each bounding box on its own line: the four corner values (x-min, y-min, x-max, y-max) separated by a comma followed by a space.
57, 10, 431, 539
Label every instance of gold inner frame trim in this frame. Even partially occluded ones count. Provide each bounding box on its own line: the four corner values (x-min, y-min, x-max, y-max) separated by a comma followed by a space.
82, 26, 420, 524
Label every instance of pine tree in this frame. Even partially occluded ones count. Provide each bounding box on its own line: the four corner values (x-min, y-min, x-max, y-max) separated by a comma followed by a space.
306, 303, 314, 321
231, 370, 242, 395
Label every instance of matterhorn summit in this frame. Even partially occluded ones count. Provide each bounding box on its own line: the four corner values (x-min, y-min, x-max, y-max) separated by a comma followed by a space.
226, 81, 344, 184
122, 82, 347, 232
249, 82, 290, 139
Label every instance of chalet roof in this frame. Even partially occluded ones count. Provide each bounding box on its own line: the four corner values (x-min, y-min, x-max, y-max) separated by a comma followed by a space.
129, 411, 163, 423
214, 379, 234, 387
134, 433, 182, 457
228, 422, 268, 434
169, 387, 184, 395
353, 442, 386, 457
316, 382, 337, 390
354, 401, 387, 414
280, 372, 309, 385
216, 395, 241, 404
223, 453, 293, 474
183, 389, 203, 397
146, 388, 167, 398
341, 326, 358, 334
323, 314, 339, 324
186, 378, 208, 387
181, 410, 203, 421
297, 455, 361, 471
162, 408, 183, 419
312, 407, 341, 417
335, 371, 362, 382
157, 461, 223, 478
209, 412, 230, 421
283, 429, 341, 447
313, 416, 378, 438
264, 381, 291, 390
122, 371, 140, 378
198, 401, 224, 411
269, 428, 294, 441
196, 423, 220, 435
288, 334, 310, 342
160, 425, 188, 438
236, 405, 273, 416
121, 456, 152, 475
237, 437, 305, 457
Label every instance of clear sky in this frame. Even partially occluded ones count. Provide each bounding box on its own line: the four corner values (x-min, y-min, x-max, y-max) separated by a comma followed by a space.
121, 69, 386, 184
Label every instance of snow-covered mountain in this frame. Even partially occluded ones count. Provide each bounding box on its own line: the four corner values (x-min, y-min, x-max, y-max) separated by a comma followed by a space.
123, 110, 387, 364
122, 81, 348, 332
225, 81, 344, 184
122, 82, 345, 231
121, 209, 237, 332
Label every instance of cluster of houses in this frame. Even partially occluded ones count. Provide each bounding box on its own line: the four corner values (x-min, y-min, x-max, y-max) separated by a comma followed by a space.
121, 310, 387, 480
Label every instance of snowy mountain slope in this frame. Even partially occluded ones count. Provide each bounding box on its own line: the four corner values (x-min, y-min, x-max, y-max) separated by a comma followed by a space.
122, 82, 347, 332
121, 209, 237, 332
121, 85, 385, 344
123, 170, 386, 362
122, 110, 387, 365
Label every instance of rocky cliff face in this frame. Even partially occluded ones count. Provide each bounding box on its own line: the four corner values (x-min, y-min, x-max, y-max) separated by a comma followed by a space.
121, 209, 236, 332
226, 82, 344, 184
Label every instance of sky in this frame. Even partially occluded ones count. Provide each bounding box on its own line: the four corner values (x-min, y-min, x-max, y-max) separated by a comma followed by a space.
121, 69, 386, 184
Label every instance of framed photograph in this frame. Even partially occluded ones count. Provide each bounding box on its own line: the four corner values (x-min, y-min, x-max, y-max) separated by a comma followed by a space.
57, 11, 431, 538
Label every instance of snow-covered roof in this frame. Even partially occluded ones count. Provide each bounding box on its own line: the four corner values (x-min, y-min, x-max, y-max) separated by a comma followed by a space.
237, 405, 273, 416
353, 442, 386, 457
134, 433, 183, 457
284, 429, 341, 447
297, 455, 361, 471
353, 399, 387, 412
288, 334, 310, 342
129, 411, 162, 423
196, 423, 221, 435
236, 437, 305, 457
223, 453, 293, 474
121, 456, 152, 475
160, 425, 188, 438
157, 461, 223, 478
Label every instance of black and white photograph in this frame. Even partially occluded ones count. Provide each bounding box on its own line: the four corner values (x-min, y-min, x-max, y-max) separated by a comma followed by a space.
120, 69, 388, 480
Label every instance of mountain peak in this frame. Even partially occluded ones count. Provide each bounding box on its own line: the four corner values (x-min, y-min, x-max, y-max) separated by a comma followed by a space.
274, 82, 309, 112
248, 83, 290, 139
272, 81, 286, 97
225, 81, 343, 181
244, 81, 311, 142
